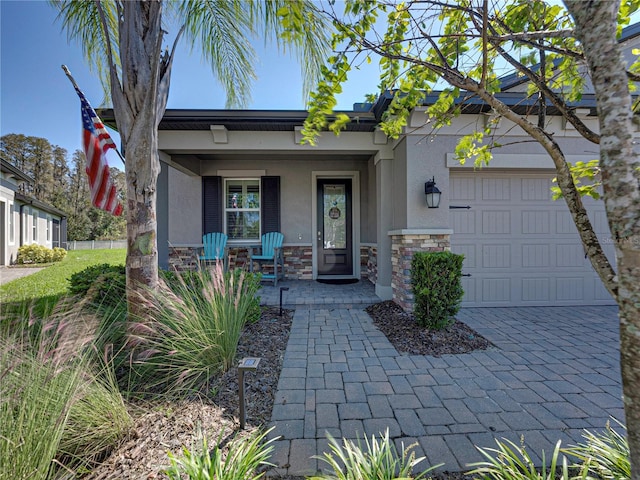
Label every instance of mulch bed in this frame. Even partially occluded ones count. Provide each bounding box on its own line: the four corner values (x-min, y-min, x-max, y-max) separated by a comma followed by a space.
366, 301, 493, 356
88, 301, 492, 478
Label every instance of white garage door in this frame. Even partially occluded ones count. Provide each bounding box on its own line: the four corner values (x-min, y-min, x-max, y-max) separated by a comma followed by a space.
449, 171, 616, 307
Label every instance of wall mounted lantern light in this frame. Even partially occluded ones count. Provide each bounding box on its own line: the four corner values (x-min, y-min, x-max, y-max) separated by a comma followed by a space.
424, 177, 442, 208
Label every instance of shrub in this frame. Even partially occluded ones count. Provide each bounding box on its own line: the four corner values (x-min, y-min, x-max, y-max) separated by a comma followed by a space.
68, 263, 126, 302
17, 243, 53, 265
310, 429, 438, 480
165, 427, 275, 480
411, 251, 464, 329
52, 247, 67, 262
130, 263, 262, 395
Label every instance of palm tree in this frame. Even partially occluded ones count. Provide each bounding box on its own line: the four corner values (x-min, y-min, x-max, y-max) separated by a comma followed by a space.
51, 0, 328, 317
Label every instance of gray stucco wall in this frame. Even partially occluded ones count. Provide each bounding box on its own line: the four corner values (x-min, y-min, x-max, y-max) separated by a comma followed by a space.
169, 157, 373, 245
391, 139, 408, 230
168, 167, 202, 244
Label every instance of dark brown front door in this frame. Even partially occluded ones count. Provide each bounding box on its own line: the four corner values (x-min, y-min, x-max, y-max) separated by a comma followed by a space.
317, 179, 352, 276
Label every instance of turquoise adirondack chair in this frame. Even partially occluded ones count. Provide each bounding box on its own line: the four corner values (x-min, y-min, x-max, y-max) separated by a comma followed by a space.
249, 232, 285, 286
200, 232, 228, 270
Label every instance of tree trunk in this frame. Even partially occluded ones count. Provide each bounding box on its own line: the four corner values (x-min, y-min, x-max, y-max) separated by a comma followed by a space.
565, 2, 640, 478
114, 1, 164, 318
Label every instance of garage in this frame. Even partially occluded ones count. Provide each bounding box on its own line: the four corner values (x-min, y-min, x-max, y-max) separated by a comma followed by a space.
449, 171, 616, 307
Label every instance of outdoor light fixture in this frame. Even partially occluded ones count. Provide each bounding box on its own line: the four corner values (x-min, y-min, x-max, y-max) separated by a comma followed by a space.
238, 357, 261, 429
424, 177, 442, 208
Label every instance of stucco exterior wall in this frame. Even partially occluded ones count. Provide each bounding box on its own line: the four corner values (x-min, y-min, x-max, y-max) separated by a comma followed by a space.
167, 157, 373, 246
391, 138, 408, 230
168, 167, 201, 244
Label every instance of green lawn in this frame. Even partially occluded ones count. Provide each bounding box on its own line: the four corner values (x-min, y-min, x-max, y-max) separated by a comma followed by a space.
0, 249, 126, 305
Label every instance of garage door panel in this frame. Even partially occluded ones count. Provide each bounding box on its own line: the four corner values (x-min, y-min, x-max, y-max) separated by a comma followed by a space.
556, 277, 585, 300
482, 210, 511, 234
522, 244, 550, 268
522, 210, 550, 234
453, 210, 475, 233
482, 244, 510, 268
556, 243, 586, 267
522, 278, 550, 301
450, 171, 615, 307
454, 243, 476, 268
461, 277, 476, 302
521, 177, 554, 201
556, 211, 578, 234
482, 178, 511, 200
450, 177, 476, 201
482, 278, 512, 302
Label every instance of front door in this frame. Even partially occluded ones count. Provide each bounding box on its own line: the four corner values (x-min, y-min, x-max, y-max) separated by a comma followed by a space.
317, 179, 353, 276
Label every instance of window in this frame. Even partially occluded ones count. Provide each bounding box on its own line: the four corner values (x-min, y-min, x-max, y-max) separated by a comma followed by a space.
46, 215, 52, 242
8, 202, 14, 244
32, 209, 37, 242
224, 179, 260, 240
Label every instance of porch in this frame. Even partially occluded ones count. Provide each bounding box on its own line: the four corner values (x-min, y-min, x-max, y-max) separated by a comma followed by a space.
257, 278, 381, 309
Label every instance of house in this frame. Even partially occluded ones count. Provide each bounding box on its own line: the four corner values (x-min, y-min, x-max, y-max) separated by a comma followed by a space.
0, 159, 67, 266
147, 97, 615, 309
100, 26, 640, 310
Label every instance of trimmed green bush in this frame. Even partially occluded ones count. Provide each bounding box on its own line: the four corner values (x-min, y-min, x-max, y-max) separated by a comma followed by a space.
68, 263, 126, 307
17, 244, 67, 264
411, 251, 464, 329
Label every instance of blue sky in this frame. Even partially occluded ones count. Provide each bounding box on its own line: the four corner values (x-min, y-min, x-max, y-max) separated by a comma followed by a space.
1, 1, 379, 170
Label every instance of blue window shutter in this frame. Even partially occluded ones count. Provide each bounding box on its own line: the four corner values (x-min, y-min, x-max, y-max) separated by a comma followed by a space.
202, 176, 222, 234
261, 176, 280, 233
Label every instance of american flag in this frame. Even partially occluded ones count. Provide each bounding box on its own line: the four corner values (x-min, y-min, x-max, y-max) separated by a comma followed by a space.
74, 86, 123, 216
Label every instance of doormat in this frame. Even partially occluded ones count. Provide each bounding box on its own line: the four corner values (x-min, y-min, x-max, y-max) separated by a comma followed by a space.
316, 279, 359, 285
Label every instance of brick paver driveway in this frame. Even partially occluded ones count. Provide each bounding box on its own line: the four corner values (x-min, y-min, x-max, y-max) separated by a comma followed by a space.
268, 305, 623, 476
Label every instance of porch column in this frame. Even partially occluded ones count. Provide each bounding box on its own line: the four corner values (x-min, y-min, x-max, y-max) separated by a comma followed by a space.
375, 155, 393, 300
389, 229, 453, 311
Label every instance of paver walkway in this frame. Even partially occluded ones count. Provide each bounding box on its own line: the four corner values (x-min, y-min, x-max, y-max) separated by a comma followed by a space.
265, 296, 623, 476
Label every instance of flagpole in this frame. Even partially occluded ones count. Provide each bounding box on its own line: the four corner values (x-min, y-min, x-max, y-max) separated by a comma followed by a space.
61, 65, 126, 165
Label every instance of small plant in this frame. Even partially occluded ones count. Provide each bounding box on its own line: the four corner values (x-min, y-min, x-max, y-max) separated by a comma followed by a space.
130, 262, 262, 395
58, 355, 133, 472
0, 300, 132, 478
16, 244, 67, 264
310, 429, 438, 480
165, 427, 275, 480
0, 337, 82, 479
563, 419, 630, 480
467, 437, 571, 480
411, 251, 464, 329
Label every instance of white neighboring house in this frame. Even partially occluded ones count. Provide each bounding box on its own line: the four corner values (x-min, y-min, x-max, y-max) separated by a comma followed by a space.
0, 159, 67, 266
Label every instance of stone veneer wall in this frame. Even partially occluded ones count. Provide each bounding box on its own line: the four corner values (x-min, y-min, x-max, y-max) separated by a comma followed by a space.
362, 245, 377, 283
390, 232, 451, 311
168, 245, 313, 279
169, 244, 376, 282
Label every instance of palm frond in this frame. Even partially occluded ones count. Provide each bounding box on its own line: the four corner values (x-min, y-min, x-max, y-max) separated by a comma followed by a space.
250, 0, 331, 101
175, 0, 258, 108
49, 0, 120, 102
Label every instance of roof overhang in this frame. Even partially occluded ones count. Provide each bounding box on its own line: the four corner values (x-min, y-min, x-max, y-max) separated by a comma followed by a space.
98, 108, 379, 133
15, 192, 67, 218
